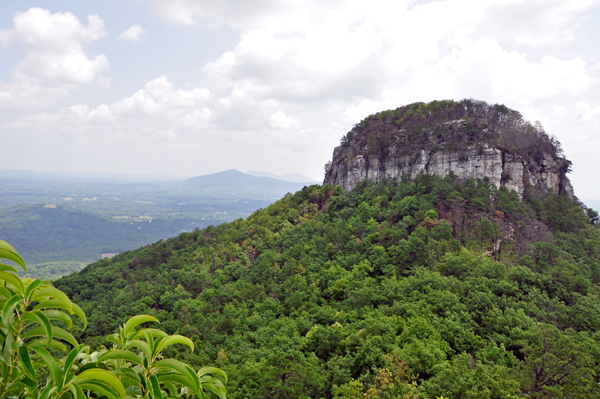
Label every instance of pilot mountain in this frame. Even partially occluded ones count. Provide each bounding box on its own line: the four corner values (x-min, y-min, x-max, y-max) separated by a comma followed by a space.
324, 99, 574, 199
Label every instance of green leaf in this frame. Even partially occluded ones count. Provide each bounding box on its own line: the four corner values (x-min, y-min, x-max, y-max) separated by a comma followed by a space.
138, 371, 147, 390
203, 382, 227, 399
116, 367, 141, 384
21, 376, 38, 392
75, 369, 126, 399
38, 385, 58, 399
0, 264, 18, 274
197, 367, 228, 383
132, 328, 168, 340
31, 346, 62, 387
18, 345, 37, 383
151, 336, 164, 358
98, 350, 144, 366
33, 299, 86, 328
24, 325, 78, 347
41, 309, 73, 329
72, 302, 87, 329
31, 287, 73, 314
77, 380, 123, 399
150, 374, 164, 399
156, 359, 199, 393
141, 330, 156, 350
63, 345, 86, 382
64, 370, 75, 385
28, 338, 67, 351
163, 381, 178, 396
0, 286, 12, 300
106, 334, 120, 346
126, 385, 143, 396
33, 299, 69, 311
25, 279, 43, 301
155, 335, 194, 355
65, 382, 86, 399
78, 361, 107, 373
0, 240, 26, 271
0, 271, 24, 293
22, 311, 53, 345
157, 374, 196, 392
123, 315, 159, 338
3, 381, 25, 395
126, 339, 152, 361
201, 375, 226, 392
2, 295, 22, 332
2, 331, 14, 366
185, 364, 201, 394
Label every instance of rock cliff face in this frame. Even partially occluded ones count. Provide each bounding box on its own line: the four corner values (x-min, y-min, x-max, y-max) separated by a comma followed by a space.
323, 101, 575, 199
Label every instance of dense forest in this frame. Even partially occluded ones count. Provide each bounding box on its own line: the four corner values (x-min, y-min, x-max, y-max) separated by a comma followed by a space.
53, 173, 600, 398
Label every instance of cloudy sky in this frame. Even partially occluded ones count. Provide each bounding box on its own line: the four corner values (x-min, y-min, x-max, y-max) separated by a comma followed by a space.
1, 0, 599, 203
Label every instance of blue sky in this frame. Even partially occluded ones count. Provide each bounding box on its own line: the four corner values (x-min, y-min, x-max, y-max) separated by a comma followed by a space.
1, 0, 599, 204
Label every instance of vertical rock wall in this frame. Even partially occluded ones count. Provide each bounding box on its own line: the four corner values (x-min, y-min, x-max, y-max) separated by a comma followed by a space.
324, 138, 574, 199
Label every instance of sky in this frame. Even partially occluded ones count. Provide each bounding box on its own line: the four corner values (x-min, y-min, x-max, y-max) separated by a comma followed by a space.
0, 0, 599, 203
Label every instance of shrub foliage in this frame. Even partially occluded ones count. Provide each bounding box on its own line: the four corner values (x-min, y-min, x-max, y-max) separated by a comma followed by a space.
0, 240, 227, 399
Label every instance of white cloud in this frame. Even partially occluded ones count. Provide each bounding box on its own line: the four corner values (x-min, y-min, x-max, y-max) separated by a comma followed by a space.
147, 0, 287, 27
119, 25, 148, 41
0, 8, 108, 108
32, 104, 115, 126
27, 75, 212, 132
476, 0, 599, 47
2, 0, 600, 191
112, 75, 211, 120
149, 0, 600, 182
196, 0, 597, 132
270, 111, 297, 129
1, 8, 106, 48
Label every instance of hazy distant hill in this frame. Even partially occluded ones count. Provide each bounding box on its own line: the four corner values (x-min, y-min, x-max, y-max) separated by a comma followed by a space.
245, 170, 318, 183
183, 169, 309, 190
0, 170, 43, 178
0, 169, 314, 278
0, 204, 188, 267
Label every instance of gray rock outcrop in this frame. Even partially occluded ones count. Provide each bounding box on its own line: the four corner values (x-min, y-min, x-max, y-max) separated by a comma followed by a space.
324, 117, 574, 199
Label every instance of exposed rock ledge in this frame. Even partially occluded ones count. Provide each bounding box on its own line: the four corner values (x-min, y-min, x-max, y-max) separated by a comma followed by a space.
324, 122, 575, 199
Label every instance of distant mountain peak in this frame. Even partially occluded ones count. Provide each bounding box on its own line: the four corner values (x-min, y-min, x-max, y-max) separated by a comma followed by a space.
183, 169, 312, 188
245, 170, 318, 183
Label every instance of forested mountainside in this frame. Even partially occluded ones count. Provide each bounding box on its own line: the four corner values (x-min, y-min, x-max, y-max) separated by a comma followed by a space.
55, 174, 600, 398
